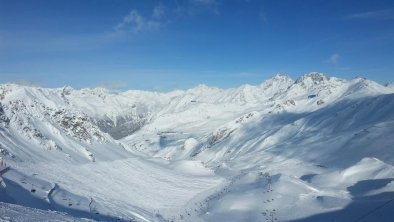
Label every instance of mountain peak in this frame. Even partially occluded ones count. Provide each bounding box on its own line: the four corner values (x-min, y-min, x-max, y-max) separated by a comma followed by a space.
272, 73, 293, 81
61, 86, 74, 95
188, 84, 221, 94
385, 82, 394, 88
260, 74, 293, 88
62, 85, 74, 91
295, 72, 328, 84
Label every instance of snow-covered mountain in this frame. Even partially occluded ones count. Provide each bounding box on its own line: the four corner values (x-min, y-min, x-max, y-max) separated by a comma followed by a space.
1, 73, 394, 221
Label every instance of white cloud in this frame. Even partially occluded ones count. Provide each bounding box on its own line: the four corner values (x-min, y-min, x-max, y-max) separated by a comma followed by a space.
115, 9, 162, 33
346, 9, 394, 20
326, 53, 340, 64
114, 1, 221, 33
152, 4, 166, 19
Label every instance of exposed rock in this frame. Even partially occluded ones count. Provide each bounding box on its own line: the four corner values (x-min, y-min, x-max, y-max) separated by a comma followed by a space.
0, 103, 10, 127
317, 99, 325, 105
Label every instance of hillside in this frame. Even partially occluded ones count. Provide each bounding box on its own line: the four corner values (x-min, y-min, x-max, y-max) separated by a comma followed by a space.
1, 73, 394, 221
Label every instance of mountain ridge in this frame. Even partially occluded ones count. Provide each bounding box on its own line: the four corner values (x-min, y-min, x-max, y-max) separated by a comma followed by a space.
1, 73, 394, 221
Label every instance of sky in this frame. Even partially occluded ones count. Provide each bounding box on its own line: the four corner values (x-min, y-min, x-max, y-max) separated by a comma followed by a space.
0, 0, 394, 91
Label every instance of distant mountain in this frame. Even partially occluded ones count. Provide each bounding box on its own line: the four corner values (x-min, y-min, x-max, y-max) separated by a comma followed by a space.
1, 73, 394, 221
386, 81, 394, 89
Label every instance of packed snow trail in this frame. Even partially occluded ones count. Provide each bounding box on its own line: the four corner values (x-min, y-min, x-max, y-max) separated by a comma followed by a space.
4, 157, 223, 221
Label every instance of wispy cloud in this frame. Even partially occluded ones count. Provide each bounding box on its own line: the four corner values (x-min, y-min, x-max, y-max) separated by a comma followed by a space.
152, 4, 166, 19
115, 2, 221, 33
189, 0, 219, 14
326, 53, 340, 64
115, 6, 167, 33
346, 9, 394, 20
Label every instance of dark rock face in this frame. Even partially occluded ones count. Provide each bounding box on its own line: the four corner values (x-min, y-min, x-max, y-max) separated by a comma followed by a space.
95, 115, 147, 140
317, 99, 325, 105
296, 73, 328, 85
51, 109, 106, 143
0, 103, 10, 127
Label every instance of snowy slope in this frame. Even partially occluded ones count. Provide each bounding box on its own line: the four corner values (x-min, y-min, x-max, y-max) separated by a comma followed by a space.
1, 73, 394, 221
0, 202, 94, 222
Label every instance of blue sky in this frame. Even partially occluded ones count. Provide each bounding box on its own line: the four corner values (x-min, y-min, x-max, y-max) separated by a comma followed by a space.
0, 0, 393, 91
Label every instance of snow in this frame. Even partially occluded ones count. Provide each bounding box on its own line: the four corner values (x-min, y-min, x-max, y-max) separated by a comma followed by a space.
0, 202, 94, 222
1, 73, 394, 221
169, 160, 214, 176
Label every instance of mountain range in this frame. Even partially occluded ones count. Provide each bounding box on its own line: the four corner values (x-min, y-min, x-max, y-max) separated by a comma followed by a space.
1, 72, 394, 221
